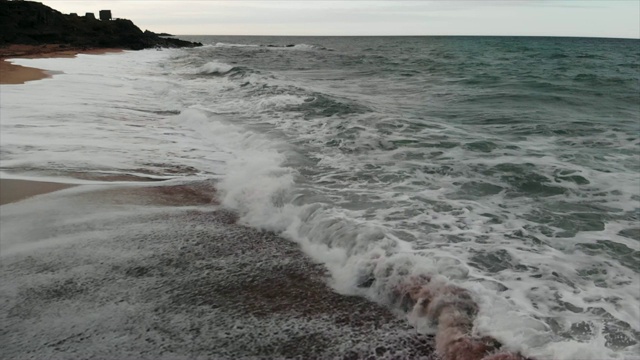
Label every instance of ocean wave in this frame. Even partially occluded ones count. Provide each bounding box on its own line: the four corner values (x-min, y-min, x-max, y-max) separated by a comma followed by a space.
193, 60, 260, 80
287, 94, 371, 118
197, 60, 234, 75
263, 43, 332, 51
573, 73, 634, 86
214, 42, 260, 48
213, 41, 331, 51
172, 104, 638, 359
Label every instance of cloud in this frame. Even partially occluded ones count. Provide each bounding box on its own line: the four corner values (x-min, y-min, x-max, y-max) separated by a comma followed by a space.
40, 0, 639, 38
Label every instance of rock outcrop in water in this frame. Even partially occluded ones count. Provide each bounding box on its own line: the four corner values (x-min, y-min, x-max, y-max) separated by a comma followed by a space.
0, 0, 201, 50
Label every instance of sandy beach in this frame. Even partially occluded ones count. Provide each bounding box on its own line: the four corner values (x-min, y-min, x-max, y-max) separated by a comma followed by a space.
0, 61, 52, 84
0, 44, 122, 84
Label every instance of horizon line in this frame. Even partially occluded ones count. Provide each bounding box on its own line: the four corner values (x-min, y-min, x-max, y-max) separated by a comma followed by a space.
171, 34, 640, 40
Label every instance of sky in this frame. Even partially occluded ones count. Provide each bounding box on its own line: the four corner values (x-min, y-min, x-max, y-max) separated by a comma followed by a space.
41, 0, 640, 38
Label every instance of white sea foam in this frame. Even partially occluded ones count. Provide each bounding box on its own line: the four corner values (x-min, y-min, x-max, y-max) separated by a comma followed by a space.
211, 42, 325, 51
198, 60, 234, 74
1, 51, 228, 178
289, 43, 318, 51
214, 42, 260, 48
255, 94, 307, 109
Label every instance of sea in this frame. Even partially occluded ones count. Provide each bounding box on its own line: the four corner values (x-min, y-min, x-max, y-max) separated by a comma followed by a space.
1, 36, 639, 359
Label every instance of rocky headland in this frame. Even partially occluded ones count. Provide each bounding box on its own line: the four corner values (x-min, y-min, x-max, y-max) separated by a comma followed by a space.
0, 0, 202, 53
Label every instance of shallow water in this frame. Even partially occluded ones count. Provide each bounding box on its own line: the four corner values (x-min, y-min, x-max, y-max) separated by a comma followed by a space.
1, 36, 639, 359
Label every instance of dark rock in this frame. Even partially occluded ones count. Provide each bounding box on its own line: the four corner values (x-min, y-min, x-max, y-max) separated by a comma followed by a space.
0, 0, 202, 50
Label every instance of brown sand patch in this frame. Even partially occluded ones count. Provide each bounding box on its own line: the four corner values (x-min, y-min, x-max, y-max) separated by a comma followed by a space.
89, 182, 219, 207
0, 179, 75, 205
395, 276, 534, 360
0, 44, 123, 59
0, 175, 216, 207
0, 60, 51, 84
66, 172, 168, 182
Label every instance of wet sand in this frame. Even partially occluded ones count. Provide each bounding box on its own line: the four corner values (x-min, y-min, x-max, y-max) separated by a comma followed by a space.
0, 180, 437, 358
0, 44, 124, 59
0, 44, 123, 84
0, 179, 75, 205
0, 61, 51, 84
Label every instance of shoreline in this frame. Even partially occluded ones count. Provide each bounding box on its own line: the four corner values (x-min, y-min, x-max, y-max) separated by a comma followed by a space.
0, 172, 198, 206
0, 44, 123, 84
0, 175, 526, 359
0, 178, 76, 205
0, 177, 437, 358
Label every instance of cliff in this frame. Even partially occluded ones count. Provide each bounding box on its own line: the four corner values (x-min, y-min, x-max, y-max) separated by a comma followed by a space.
0, 0, 201, 50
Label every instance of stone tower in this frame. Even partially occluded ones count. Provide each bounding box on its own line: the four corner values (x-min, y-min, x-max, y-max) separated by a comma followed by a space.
99, 10, 112, 21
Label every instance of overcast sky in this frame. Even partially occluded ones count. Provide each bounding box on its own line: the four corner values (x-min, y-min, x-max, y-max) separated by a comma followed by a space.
42, 0, 639, 38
